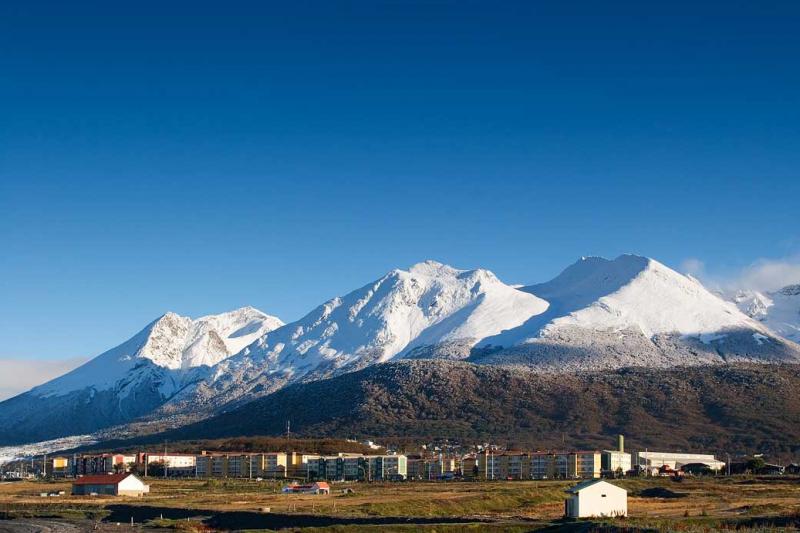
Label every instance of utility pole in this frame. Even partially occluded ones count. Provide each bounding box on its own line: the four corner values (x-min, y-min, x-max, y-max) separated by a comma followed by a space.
164, 441, 168, 480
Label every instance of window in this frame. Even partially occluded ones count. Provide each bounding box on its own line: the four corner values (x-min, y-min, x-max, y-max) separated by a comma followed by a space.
601, 494, 607, 497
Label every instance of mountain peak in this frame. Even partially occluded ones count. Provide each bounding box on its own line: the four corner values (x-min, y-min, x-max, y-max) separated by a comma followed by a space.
406, 260, 462, 277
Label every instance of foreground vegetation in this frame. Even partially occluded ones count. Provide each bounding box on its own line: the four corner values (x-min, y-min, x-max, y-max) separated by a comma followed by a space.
1, 475, 800, 531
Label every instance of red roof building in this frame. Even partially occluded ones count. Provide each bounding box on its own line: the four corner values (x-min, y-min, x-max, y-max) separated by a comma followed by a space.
72, 473, 150, 497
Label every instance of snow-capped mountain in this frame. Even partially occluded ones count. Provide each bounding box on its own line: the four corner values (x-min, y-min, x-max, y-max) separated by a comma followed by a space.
185, 261, 549, 407
731, 285, 800, 343
472, 255, 800, 370
242, 260, 546, 368
0, 307, 282, 445
3, 255, 799, 446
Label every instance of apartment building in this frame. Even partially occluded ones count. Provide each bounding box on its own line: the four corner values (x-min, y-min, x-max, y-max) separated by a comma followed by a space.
50, 457, 71, 477
367, 455, 407, 480
305, 454, 407, 481
464, 451, 602, 480
531, 453, 558, 479
426, 456, 457, 479
572, 452, 602, 479
305, 454, 364, 481
139, 453, 197, 476
406, 455, 424, 480
195, 452, 290, 478
74, 454, 136, 476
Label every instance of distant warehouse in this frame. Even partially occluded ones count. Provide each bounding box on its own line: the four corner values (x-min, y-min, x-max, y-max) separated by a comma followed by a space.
72, 473, 149, 497
634, 451, 725, 473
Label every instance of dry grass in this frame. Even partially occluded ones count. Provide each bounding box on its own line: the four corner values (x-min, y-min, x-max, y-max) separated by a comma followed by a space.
1, 476, 799, 531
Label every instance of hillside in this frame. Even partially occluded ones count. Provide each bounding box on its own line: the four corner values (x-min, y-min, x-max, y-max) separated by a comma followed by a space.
165, 360, 800, 458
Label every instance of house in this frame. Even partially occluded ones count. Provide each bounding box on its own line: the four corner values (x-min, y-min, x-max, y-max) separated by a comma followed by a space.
564, 479, 627, 518
309, 481, 330, 494
72, 473, 150, 497
282, 481, 331, 495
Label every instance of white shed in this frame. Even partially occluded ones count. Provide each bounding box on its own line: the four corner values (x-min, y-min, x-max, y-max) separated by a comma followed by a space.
565, 479, 627, 518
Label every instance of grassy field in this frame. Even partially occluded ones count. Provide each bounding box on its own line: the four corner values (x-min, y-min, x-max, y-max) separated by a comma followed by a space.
1, 476, 799, 531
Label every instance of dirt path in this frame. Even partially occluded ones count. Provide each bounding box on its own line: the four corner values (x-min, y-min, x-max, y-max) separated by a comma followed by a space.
0, 519, 85, 533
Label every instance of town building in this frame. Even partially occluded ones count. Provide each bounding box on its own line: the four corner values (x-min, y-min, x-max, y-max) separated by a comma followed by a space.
601, 435, 631, 476
366, 454, 407, 480
305, 454, 407, 481
634, 451, 725, 473
74, 454, 136, 476
601, 451, 632, 476
282, 481, 330, 494
50, 457, 71, 477
465, 451, 602, 480
139, 453, 197, 476
406, 455, 424, 480
426, 456, 457, 480
564, 479, 627, 518
72, 473, 150, 497
195, 452, 290, 478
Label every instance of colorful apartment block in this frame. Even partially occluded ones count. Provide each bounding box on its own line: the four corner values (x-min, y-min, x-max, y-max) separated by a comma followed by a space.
305, 454, 407, 481
464, 451, 602, 480
195, 452, 291, 478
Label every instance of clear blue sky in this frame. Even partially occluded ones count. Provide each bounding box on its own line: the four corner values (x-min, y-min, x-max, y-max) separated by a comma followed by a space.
1, 1, 799, 360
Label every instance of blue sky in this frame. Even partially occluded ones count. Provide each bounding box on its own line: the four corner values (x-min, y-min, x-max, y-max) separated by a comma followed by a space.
1, 0, 799, 363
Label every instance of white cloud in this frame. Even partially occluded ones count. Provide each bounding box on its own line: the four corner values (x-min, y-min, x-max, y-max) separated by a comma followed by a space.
684, 255, 800, 294
679, 258, 706, 278
0, 357, 88, 401
736, 257, 800, 292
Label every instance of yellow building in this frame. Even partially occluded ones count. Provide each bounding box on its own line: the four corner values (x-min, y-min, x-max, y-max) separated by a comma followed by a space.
195, 452, 290, 478
465, 450, 602, 480
50, 456, 71, 477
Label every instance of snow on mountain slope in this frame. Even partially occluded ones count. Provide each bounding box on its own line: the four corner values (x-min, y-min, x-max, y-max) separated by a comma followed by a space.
210, 261, 548, 388
474, 255, 800, 370
32, 307, 283, 398
732, 285, 800, 343
0, 307, 282, 445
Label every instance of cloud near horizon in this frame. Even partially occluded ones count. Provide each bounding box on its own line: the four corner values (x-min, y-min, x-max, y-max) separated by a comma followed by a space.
0, 357, 88, 401
681, 255, 800, 293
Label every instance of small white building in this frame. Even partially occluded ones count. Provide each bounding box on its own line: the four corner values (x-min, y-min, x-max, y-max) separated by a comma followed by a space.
565, 479, 627, 518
